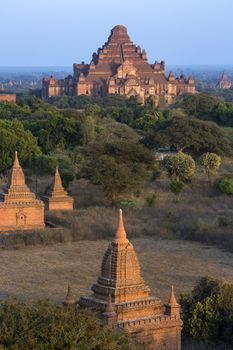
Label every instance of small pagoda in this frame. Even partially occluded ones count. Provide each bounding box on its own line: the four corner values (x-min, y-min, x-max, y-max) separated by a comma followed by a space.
79, 210, 183, 349
42, 166, 73, 211
0, 152, 45, 231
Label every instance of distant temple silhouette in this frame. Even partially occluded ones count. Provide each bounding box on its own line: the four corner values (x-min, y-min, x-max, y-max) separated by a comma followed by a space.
218, 71, 232, 89
42, 25, 195, 105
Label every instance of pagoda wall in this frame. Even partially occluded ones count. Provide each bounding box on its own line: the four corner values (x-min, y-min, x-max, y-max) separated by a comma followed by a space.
43, 197, 73, 211
0, 203, 44, 231
0, 94, 16, 102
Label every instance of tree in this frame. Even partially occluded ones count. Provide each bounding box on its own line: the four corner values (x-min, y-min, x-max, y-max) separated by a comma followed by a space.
0, 300, 135, 350
143, 116, 231, 158
163, 151, 195, 182
0, 119, 41, 173
199, 153, 221, 179
180, 277, 233, 345
81, 128, 154, 201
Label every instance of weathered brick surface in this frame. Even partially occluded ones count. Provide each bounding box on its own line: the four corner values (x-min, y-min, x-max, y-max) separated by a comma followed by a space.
79, 210, 183, 349
0, 94, 16, 102
0, 152, 44, 232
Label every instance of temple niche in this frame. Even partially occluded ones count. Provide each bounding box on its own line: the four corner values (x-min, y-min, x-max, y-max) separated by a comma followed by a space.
0, 152, 45, 231
78, 210, 183, 350
42, 25, 195, 105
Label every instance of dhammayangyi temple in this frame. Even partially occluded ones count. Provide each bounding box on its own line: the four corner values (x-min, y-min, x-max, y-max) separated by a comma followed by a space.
42, 25, 195, 104
78, 209, 183, 349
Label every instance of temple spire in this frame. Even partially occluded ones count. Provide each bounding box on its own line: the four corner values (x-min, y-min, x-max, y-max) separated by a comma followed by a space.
62, 284, 76, 307
53, 166, 64, 191
115, 209, 127, 240
169, 286, 178, 305
13, 151, 20, 168
8, 151, 26, 188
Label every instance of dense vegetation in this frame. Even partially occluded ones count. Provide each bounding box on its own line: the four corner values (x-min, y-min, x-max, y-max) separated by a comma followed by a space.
181, 277, 233, 348
0, 301, 136, 350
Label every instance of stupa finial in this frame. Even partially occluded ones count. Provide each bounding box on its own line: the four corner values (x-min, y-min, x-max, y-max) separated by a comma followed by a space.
63, 284, 76, 307
115, 209, 127, 240
169, 285, 178, 305
53, 166, 64, 191
13, 151, 20, 168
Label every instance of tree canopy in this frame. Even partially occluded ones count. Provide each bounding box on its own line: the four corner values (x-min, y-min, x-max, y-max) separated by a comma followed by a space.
143, 116, 231, 158
0, 300, 136, 350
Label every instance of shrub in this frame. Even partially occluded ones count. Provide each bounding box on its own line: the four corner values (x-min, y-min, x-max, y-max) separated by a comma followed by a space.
169, 180, 184, 199
218, 175, 233, 195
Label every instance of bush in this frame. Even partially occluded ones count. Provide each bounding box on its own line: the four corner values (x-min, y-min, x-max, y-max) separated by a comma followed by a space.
218, 175, 233, 195
169, 180, 184, 199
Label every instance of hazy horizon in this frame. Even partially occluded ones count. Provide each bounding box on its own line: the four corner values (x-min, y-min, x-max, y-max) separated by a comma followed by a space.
1, 0, 233, 66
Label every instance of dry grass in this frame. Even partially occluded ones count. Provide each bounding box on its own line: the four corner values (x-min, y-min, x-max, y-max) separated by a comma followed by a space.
0, 237, 232, 305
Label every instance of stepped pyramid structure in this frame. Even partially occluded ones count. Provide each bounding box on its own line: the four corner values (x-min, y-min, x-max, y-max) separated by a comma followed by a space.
217, 71, 232, 89
42, 25, 195, 105
79, 210, 183, 349
42, 166, 73, 211
0, 152, 45, 231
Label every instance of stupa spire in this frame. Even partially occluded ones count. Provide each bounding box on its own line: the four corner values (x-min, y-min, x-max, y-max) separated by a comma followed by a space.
8, 151, 26, 188
169, 285, 178, 305
62, 284, 76, 307
53, 166, 64, 191
115, 209, 127, 241
13, 151, 20, 168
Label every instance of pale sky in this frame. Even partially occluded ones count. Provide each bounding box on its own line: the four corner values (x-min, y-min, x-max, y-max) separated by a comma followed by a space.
1, 0, 232, 66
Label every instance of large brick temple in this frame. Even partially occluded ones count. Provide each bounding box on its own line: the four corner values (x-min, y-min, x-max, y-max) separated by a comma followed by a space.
42, 25, 195, 104
79, 210, 183, 349
0, 152, 45, 231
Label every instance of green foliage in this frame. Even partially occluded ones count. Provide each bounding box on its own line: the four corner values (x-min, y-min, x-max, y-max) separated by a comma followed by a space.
48, 95, 92, 109
0, 300, 134, 350
169, 180, 184, 199
84, 103, 101, 116
180, 277, 233, 345
143, 116, 231, 158
25, 113, 97, 153
173, 92, 233, 127
145, 192, 158, 207
218, 174, 233, 195
81, 122, 154, 200
199, 153, 221, 179
162, 151, 195, 181
0, 119, 41, 173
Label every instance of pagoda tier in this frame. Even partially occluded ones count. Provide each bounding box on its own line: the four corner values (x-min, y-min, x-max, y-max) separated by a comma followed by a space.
42, 166, 73, 211
0, 152, 44, 231
78, 210, 182, 349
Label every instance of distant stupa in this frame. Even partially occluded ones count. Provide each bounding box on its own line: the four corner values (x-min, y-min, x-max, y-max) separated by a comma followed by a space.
78, 209, 183, 349
217, 71, 232, 89
42, 166, 74, 211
